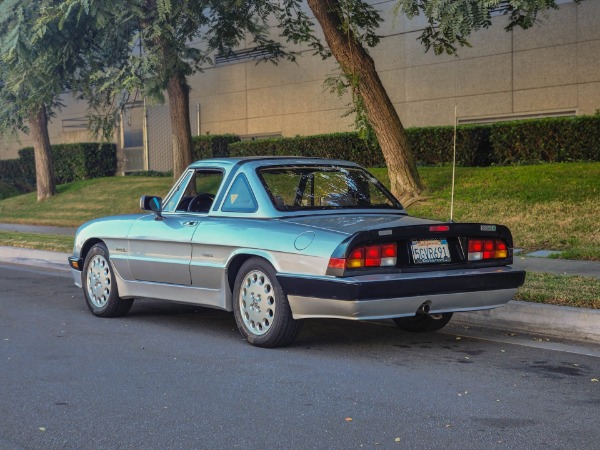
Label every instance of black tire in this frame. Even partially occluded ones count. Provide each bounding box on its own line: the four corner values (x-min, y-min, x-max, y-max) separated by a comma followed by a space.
232, 258, 302, 348
393, 312, 453, 332
82, 243, 133, 317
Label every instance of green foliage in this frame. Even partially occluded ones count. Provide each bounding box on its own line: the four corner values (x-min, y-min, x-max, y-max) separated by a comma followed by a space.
395, 0, 573, 55
226, 115, 600, 167
490, 116, 600, 164
46, 0, 328, 137
0, 0, 102, 134
407, 125, 492, 166
0, 180, 22, 200
127, 171, 173, 178
229, 132, 386, 167
0, 155, 35, 193
0, 143, 116, 197
192, 134, 242, 160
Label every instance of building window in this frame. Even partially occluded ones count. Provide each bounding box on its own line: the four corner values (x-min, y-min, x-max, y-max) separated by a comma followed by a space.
61, 117, 88, 132
215, 47, 272, 66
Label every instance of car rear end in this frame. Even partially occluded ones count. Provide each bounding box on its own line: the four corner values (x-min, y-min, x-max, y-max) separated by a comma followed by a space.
277, 221, 525, 320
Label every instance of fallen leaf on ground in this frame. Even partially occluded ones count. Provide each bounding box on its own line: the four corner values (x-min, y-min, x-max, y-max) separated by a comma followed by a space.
345, 417, 353, 422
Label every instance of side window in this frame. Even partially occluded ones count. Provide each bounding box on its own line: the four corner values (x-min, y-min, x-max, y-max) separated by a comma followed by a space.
162, 170, 193, 212
221, 174, 258, 213
175, 169, 224, 213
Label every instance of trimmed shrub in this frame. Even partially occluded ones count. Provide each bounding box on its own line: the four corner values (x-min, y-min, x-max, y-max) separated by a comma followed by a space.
0, 155, 36, 193
0, 180, 21, 199
192, 134, 241, 160
406, 125, 492, 166
18, 142, 116, 184
490, 116, 600, 164
225, 116, 600, 167
0, 142, 116, 198
229, 132, 386, 167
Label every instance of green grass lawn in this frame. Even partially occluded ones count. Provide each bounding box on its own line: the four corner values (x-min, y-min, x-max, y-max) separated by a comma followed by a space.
0, 176, 172, 227
371, 162, 600, 261
514, 272, 600, 309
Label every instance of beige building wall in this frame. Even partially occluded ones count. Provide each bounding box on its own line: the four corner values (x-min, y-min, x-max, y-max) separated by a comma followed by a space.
0, 93, 104, 160
2, 0, 599, 166
187, 0, 599, 140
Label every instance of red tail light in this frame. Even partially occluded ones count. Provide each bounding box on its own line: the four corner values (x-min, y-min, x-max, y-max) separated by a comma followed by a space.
365, 245, 382, 267
429, 225, 450, 232
468, 239, 508, 261
347, 247, 365, 268
328, 243, 397, 270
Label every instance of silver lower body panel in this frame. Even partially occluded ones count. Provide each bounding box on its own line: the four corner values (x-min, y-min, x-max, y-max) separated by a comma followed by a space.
288, 288, 517, 320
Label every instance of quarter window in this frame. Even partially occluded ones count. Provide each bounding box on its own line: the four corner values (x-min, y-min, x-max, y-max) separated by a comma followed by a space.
221, 174, 258, 213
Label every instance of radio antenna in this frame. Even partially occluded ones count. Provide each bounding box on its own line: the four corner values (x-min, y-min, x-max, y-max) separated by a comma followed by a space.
450, 104, 458, 221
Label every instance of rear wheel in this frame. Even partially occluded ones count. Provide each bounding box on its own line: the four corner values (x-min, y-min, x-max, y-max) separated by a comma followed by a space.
82, 243, 133, 317
393, 312, 453, 332
233, 258, 302, 348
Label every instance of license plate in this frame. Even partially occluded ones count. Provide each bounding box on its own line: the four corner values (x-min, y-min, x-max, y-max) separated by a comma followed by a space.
411, 239, 451, 264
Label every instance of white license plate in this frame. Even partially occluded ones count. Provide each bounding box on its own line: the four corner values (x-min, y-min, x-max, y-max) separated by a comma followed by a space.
411, 239, 451, 264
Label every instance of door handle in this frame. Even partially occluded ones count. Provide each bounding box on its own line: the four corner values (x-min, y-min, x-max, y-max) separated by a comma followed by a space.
183, 221, 198, 227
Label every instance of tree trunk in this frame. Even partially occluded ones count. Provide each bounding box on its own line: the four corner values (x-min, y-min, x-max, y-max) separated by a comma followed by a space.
166, 72, 193, 180
307, 0, 423, 205
28, 104, 56, 201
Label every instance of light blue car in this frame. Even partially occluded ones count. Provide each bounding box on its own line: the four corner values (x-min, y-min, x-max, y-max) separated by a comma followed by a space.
68, 157, 525, 347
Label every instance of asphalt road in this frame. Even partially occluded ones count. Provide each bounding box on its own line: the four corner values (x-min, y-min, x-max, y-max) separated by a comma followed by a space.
1, 264, 599, 450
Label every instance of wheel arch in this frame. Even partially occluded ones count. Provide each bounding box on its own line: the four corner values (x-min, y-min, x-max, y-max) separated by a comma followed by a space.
80, 238, 105, 264
224, 251, 279, 311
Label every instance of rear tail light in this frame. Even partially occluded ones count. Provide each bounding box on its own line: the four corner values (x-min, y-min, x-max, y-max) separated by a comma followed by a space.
468, 239, 508, 261
346, 247, 365, 268
429, 225, 450, 232
328, 243, 397, 270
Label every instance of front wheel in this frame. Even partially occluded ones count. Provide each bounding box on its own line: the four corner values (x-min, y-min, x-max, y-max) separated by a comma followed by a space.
393, 312, 453, 333
82, 243, 133, 317
233, 258, 302, 348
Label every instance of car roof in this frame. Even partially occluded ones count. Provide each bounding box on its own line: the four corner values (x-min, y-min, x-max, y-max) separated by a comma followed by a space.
188, 156, 363, 170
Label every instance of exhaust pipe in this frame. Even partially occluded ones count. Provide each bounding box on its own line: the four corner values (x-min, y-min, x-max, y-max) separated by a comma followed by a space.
416, 302, 431, 316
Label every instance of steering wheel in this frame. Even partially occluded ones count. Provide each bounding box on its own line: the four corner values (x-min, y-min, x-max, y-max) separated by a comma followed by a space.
187, 193, 215, 213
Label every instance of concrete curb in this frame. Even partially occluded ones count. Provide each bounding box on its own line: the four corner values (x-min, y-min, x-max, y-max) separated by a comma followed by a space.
453, 301, 600, 344
0, 246, 70, 272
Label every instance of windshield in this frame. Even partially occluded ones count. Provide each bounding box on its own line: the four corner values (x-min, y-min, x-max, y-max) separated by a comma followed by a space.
257, 165, 402, 211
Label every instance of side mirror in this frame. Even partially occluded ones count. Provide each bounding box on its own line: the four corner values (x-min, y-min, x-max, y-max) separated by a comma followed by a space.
140, 195, 163, 219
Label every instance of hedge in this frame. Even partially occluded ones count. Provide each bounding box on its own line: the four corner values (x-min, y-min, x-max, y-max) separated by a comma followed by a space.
192, 134, 241, 160
229, 132, 386, 167
227, 116, 600, 166
406, 125, 492, 166
0, 142, 117, 195
490, 116, 600, 164
0, 157, 35, 193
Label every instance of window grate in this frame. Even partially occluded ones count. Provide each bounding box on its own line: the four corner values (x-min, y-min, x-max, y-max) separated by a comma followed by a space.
215, 47, 272, 66
61, 117, 88, 132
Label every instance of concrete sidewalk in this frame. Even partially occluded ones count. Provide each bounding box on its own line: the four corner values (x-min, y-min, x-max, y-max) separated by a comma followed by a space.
0, 223, 77, 236
1, 223, 599, 345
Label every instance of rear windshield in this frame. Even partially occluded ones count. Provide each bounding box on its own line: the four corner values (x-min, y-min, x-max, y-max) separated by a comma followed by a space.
257, 165, 402, 211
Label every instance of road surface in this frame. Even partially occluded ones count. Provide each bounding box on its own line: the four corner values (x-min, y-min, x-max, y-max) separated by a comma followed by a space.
1, 263, 598, 449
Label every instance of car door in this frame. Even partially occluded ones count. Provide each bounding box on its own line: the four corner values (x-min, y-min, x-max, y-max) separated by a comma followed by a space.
127, 169, 224, 285
127, 213, 201, 285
